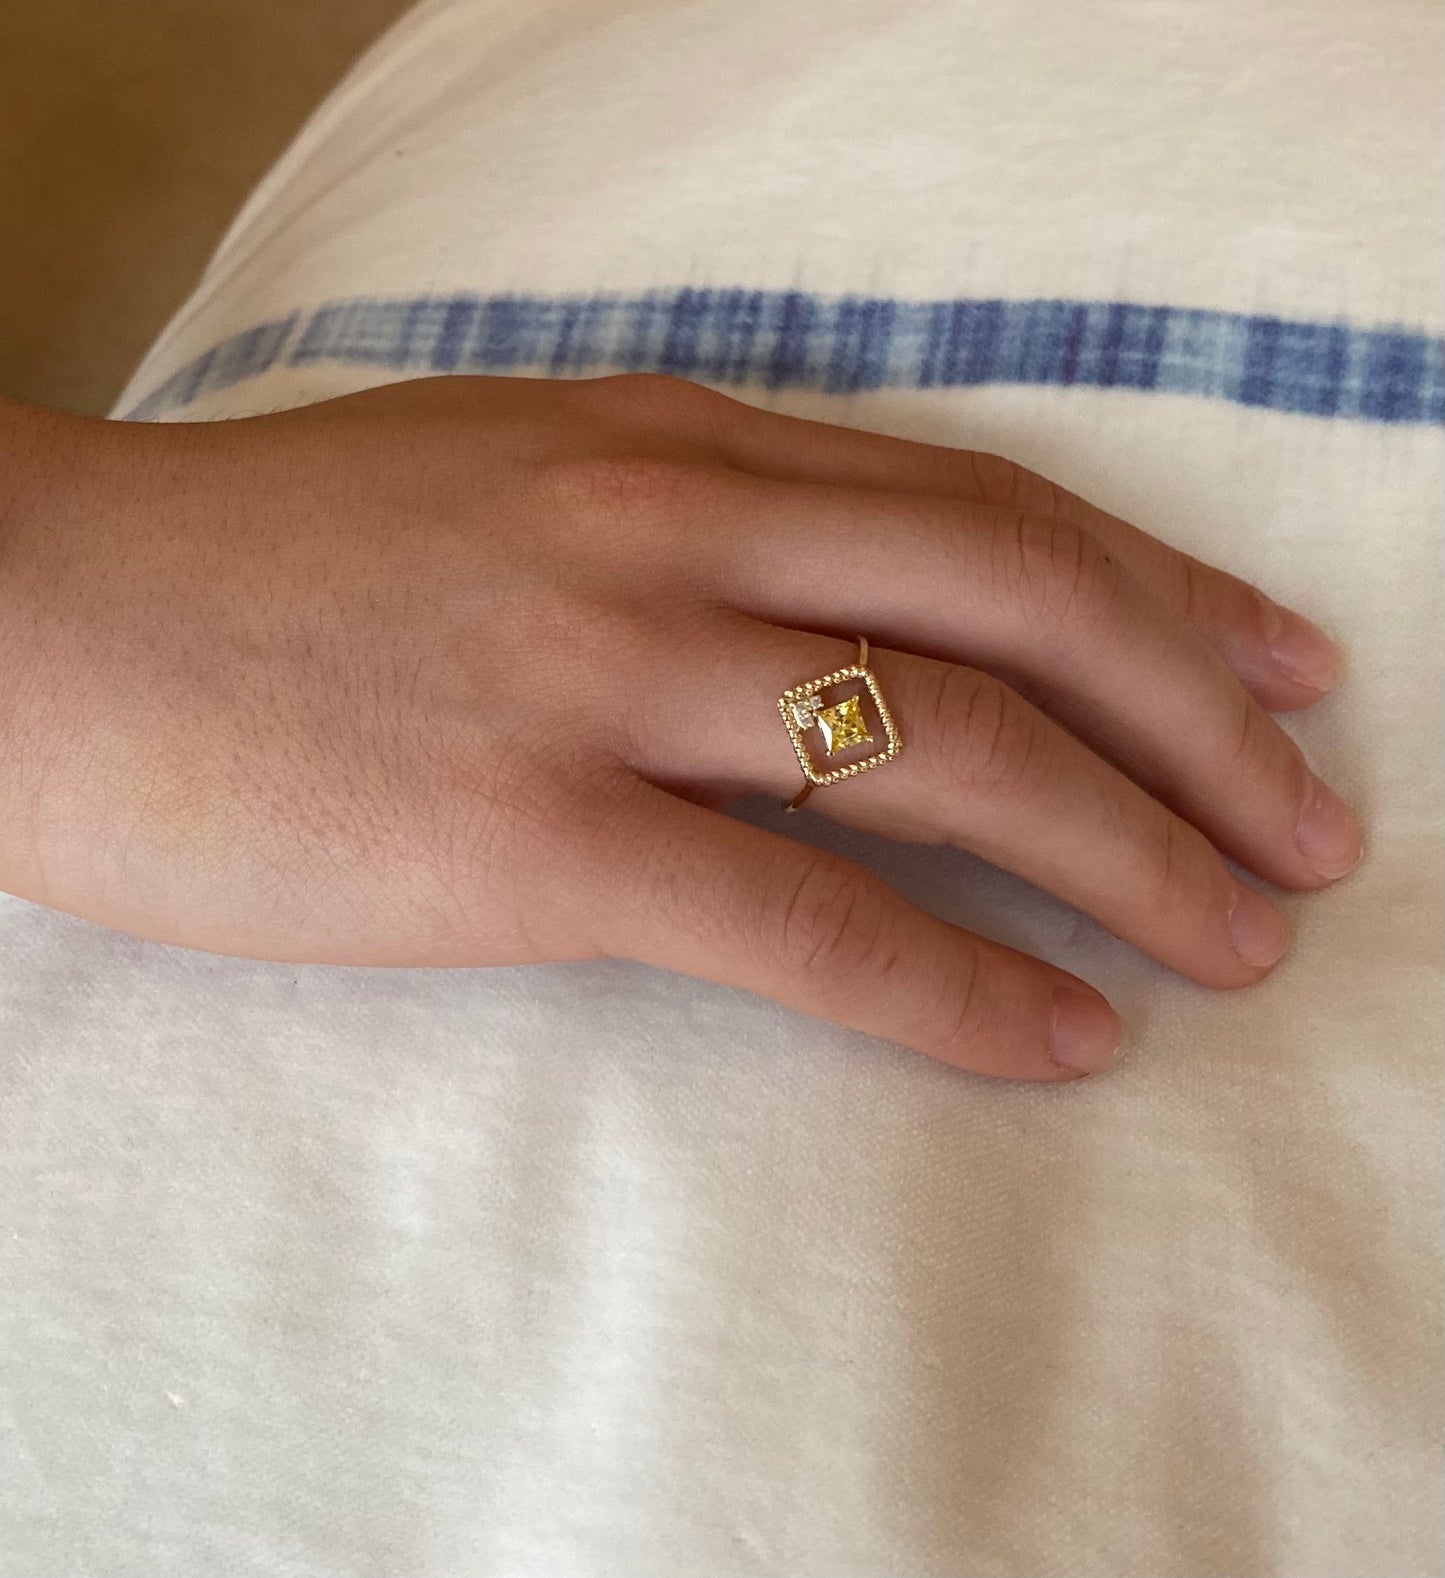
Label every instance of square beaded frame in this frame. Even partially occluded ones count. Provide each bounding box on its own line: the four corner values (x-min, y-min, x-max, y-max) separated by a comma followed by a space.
777, 663, 902, 787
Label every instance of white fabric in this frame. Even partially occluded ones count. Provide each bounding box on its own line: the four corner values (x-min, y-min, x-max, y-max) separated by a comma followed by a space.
4, 2, 1442, 1573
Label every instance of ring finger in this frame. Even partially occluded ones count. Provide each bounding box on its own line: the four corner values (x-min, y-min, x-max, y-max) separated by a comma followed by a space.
636, 616, 1293, 989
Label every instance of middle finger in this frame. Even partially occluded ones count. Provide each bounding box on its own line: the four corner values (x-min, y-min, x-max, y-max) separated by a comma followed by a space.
688, 471, 1362, 890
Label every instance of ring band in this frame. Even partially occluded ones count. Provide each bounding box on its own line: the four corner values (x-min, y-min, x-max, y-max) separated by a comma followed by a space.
777, 635, 902, 812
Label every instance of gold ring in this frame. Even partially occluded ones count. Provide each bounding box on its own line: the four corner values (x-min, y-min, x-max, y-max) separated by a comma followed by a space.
777, 635, 902, 812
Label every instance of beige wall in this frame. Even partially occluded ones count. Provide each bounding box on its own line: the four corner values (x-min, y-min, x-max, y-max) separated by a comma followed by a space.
0, 0, 411, 414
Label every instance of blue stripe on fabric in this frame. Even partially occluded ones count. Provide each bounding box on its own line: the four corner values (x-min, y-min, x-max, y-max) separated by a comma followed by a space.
122, 289, 1445, 425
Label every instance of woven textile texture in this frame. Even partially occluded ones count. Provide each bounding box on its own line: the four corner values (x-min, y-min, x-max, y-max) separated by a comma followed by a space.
4, 1, 1442, 1573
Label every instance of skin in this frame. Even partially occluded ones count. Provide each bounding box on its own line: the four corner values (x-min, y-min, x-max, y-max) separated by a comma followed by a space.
0, 374, 1362, 1082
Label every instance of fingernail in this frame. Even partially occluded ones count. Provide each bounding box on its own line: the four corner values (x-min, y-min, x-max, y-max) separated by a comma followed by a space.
1265, 603, 1341, 693
1049, 988, 1123, 1074
1227, 881, 1290, 969
1295, 775, 1364, 880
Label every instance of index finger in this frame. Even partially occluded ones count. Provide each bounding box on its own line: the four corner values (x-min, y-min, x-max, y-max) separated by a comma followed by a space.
605, 376, 1342, 711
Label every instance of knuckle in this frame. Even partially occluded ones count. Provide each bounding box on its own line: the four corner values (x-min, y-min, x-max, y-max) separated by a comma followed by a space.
1224, 689, 1273, 773
1169, 551, 1267, 643
1176, 553, 1217, 628
969, 450, 1069, 517
992, 511, 1125, 645
586, 370, 721, 422
968, 450, 1028, 507
917, 947, 992, 1062
1140, 808, 1210, 916
1225, 690, 1260, 770
767, 857, 890, 980
923, 665, 1041, 797
1224, 690, 1312, 804
540, 452, 714, 530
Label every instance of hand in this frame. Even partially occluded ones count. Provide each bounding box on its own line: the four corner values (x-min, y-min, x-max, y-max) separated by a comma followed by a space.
0, 376, 1360, 1081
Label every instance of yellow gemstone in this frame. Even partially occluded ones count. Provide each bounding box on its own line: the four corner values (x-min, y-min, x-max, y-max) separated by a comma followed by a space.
816, 693, 873, 754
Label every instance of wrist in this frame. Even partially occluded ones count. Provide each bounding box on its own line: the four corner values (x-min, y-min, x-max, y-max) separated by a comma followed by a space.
0, 394, 117, 570
0, 394, 50, 546
0, 397, 124, 903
